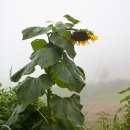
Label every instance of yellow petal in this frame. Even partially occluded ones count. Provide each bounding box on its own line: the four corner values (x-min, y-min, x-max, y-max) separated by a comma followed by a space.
90, 35, 98, 42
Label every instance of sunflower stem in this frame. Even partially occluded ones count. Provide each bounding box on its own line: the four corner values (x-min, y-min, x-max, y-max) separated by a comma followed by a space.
47, 89, 52, 124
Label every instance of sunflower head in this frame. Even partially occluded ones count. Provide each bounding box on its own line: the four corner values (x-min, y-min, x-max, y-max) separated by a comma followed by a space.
71, 29, 98, 46
89, 34, 98, 42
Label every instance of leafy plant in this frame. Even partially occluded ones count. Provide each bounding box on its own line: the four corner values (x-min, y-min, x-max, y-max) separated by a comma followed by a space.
116, 87, 130, 130
0, 88, 19, 129
3, 14, 98, 130
95, 112, 112, 130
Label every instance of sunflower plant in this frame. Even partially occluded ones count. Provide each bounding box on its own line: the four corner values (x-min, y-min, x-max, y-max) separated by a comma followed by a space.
4, 15, 98, 130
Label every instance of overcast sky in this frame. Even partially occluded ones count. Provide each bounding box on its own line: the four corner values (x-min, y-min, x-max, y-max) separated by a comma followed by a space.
0, 0, 130, 87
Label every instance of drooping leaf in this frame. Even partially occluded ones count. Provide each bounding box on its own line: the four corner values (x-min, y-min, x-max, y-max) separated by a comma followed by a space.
64, 14, 80, 24
49, 53, 86, 93
30, 45, 63, 69
55, 21, 74, 30
16, 74, 53, 104
113, 104, 128, 124
77, 66, 86, 80
65, 23, 74, 28
55, 21, 66, 30
5, 104, 27, 126
9, 66, 13, 80
120, 95, 130, 103
50, 33, 76, 59
58, 30, 71, 40
118, 87, 130, 94
50, 94, 84, 125
31, 39, 47, 51
11, 61, 36, 82
22, 26, 52, 40
70, 94, 83, 110
1, 125, 12, 130
55, 22, 73, 34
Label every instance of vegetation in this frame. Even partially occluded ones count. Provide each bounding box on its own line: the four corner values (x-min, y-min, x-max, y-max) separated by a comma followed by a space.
0, 15, 98, 130
1, 86, 130, 130
0, 88, 18, 129
1, 15, 130, 130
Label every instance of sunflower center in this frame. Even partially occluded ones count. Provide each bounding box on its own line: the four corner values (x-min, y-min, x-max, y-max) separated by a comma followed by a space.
71, 31, 90, 41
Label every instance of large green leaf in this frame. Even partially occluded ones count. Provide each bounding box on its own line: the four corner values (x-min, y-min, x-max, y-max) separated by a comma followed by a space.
42, 120, 69, 130
49, 53, 86, 92
54, 21, 73, 34
64, 14, 80, 24
77, 66, 86, 80
5, 104, 27, 126
30, 45, 63, 69
55, 21, 74, 30
11, 61, 36, 82
16, 74, 53, 104
55, 21, 66, 31
50, 94, 84, 125
22, 26, 52, 40
65, 23, 74, 28
31, 39, 47, 51
50, 33, 76, 59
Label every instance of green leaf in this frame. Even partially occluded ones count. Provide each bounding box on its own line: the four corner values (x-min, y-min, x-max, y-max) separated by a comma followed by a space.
31, 39, 47, 51
55, 21, 66, 29
52, 26, 57, 33
50, 94, 84, 125
9, 67, 13, 80
16, 74, 53, 104
55, 22, 68, 37
11, 62, 36, 82
120, 95, 130, 103
42, 120, 69, 130
49, 53, 86, 92
70, 94, 83, 110
113, 104, 128, 124
50, 33, 76, 59
42, 125, 60, 130
55, 21, 74, 30
65, 23, 74, 28
118, 87, 130, 94
77, 66, 86, 80
5, 104, 27, 126
59, 30, 71, 40
64, 14, 80, 24
30, 45, 63, 69
22, 26, 52, 40
1, 125, 12, 130
55, 22, 73, 34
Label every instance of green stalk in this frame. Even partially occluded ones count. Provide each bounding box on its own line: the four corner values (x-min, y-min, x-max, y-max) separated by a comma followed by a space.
47, 89, 52, 124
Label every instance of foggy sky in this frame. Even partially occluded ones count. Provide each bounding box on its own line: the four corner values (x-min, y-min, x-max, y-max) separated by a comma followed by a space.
0, 0, 130, 87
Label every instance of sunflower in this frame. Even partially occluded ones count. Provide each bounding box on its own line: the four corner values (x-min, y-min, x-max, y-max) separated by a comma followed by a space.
89, 34, 98, 42
71, 30, 98, 45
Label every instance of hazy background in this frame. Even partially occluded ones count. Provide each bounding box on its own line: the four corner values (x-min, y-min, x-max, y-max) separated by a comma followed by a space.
0, 0, 130, 87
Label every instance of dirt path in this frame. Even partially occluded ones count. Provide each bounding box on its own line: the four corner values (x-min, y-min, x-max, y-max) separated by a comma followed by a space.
82, 101, 121, 123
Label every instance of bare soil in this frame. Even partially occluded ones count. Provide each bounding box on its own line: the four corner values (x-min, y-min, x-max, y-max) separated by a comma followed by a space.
82, 101, 121, 123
